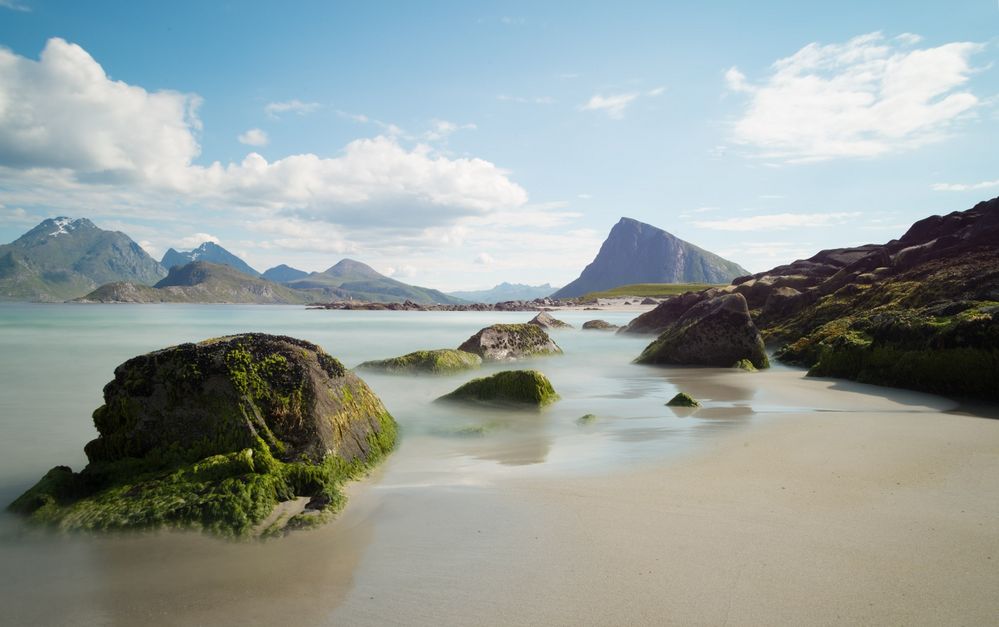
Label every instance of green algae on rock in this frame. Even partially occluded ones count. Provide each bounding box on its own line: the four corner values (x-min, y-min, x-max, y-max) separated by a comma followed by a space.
576, 413, 598, 425
8, 333, 397, 536
666, 392, 700, 407
457, 323, 563, 362
356, 349, 482, 375
437, 370, 560, 407
733, 359, 758, 371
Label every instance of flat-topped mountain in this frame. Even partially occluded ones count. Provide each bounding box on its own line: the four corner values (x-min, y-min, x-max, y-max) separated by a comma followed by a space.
286, 258, 466, 305
79, 261, 318, 304
552, 217, 748, 298
161, 241, 260, 277
449, 282, 557, 304
0, 217, 167, 301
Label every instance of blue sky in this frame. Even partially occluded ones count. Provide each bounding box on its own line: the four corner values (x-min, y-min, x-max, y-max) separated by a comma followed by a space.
0, 1, 997, 290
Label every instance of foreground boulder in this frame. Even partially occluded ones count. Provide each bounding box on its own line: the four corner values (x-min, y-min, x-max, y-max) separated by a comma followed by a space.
8, 334, 397, 536
356, 349, 481, 374
635, 294, 769, 369
458, 323, 563, 361
666, 392, 700, 407
528, 311, 573, 329
582, 319, 619, 330
437, 370, 559, 406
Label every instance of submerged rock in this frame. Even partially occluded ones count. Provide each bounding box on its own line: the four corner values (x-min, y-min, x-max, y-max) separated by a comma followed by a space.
457, 323, 563, 361
528, 311, 573, 329
666, 393, 700, 407
437, 370, 560, 407
356, 349, 481, 374
576, 413, 598, 425
733, 358, 758, 372
635, 293, 769, 369
8, 333, 397, 536
582, 319, 619, 331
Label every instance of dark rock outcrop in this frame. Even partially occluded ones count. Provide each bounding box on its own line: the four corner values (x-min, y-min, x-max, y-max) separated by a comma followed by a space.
552, 217, 748, 298
356, 349, 482, 374
635, 294, 769, 369
582, 320, 620, 330
9, 334, 397, 536
458, 323, 563, 361
528, 311, 572, 329
437, 370, 559, 406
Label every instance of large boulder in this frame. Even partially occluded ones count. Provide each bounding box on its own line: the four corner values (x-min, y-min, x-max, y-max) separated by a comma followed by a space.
458, 323, 563, 361
582, 319, 620, 330
528, 311, 573, 329
356, 349, 481, 374
9, 334, 397, 536
635, 294, 769, 369
618, 290, 715, 335
437, 370, 559, 407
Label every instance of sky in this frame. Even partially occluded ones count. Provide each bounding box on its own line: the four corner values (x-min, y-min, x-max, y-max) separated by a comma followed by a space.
0, 1, 997, 291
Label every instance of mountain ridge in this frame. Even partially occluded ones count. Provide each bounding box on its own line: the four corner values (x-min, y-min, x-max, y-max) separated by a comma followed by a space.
161, 241, 260, 277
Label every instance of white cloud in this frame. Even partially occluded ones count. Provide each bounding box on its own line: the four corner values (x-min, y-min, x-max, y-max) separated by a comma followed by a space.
581, 92, 640, 119
264, 99, 320, 118
931, 178, 999, 191
383, 264, 417, 278
0, 206, 43, 224
694, 212, 861, 231
174, 233, 220, 249
0, 0, 30, 11
647, 86, 666, 97
0, 39, 528, 231
726, 32, 984, 161
336, 110, 369, 123
423, 119, 477, 141
474, 252, 495, 265
237, 128, 269, 146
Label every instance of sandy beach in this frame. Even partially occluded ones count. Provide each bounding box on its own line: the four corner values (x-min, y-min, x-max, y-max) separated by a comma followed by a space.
331, 370, 999, 626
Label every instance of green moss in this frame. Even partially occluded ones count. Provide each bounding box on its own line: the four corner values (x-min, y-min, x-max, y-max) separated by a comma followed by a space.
666, 392, 700, 407
732, 359, 758, 371
437, 370, 560, 407
357, 349, 482, 374
576, 413, 598, 425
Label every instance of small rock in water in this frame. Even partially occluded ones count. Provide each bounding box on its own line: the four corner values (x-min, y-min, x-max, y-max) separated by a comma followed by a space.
666, 392, 700, 407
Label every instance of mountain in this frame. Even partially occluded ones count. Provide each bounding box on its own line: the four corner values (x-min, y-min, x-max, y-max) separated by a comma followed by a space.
285, 258, 466, 305
262, 264, 309, 283
553, 218, 749, 298
449, 282, 558, 303
161, 242, 260, 277
78, 261, 319, 304
0, 217, 167, 302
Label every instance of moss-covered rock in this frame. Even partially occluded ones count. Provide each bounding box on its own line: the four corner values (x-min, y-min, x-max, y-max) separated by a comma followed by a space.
666, 392, 700, 407
8, 333, 397, 536
356, 349, 482, 374
776, 304, 999, 398
733, 359, 758, 371
582, 320, 619, 331
437, 370, 560, 407
636, 294, 769, 369
576, 413, 598, 425
457, 323, 563, 362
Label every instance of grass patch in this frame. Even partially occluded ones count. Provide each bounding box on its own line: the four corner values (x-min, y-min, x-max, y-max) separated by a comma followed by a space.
579, 283, 722, 300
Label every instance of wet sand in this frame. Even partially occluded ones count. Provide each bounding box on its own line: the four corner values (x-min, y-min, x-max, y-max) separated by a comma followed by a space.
331, 370, 999, 626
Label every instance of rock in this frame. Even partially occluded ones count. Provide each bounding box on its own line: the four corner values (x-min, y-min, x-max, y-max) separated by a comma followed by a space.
8, 333, 397, 536
528, 311, 573, 328
618, 290, 714, 335
437, 370, 560, 406
457, 323, 563, 361
635, 293, 769, 369
576, 413, 598, 425
356, 349, 481, 374
733, 359, 757, 371
582, 319, 619, 330
640, 297, 658, 305
666, 393, 699, 407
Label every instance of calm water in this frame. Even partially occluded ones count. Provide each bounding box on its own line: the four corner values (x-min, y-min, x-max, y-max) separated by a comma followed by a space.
0, 303, 762, 625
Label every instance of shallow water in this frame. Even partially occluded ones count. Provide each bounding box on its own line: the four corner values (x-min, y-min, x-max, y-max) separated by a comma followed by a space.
0, 303, 845, 625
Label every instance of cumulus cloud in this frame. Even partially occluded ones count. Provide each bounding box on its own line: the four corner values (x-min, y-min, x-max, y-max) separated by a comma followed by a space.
0, 38, 528, 231
581, 92, 640, 119
931, 178, 999, 192
264, 99, 320, 118
174, 232, 220, 249
694, 212, 860, 231
725, 32, 984, 161
237, 128, 269, 146
474, 252, 494, 265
